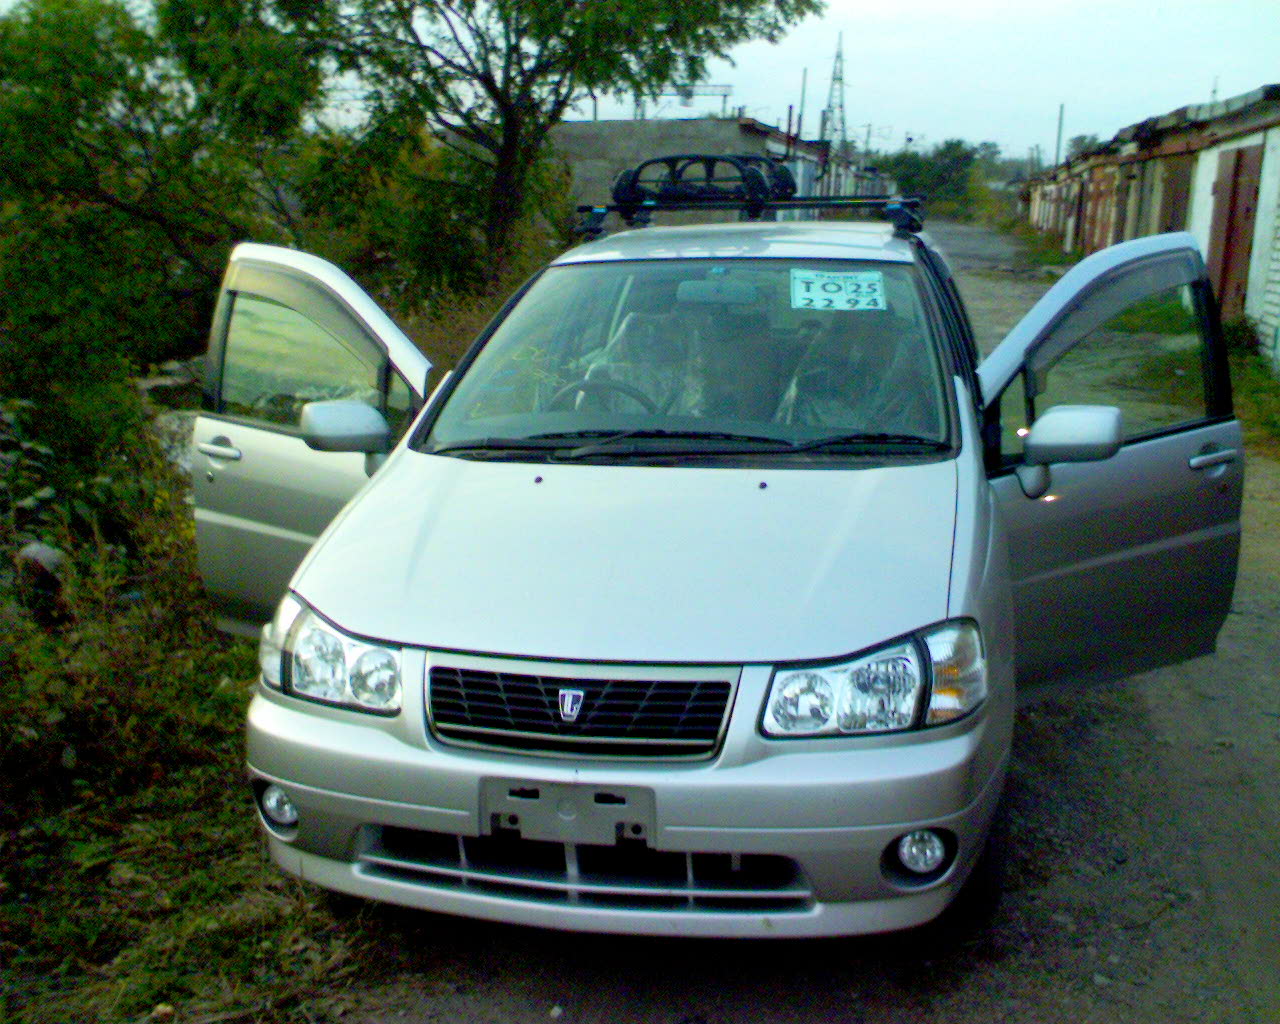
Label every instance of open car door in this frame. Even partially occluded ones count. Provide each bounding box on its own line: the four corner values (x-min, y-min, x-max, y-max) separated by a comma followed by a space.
979, 233, 1242, 686
192, 244, 431, 635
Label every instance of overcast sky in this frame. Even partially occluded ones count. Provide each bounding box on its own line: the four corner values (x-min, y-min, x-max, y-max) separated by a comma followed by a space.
580, 0, 1280, 162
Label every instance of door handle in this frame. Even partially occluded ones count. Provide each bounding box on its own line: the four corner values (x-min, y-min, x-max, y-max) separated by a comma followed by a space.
197, 439, 242, 461
1188, 448, 1237, 470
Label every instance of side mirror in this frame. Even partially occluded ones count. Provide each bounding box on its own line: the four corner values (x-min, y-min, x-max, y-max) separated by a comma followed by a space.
1024, 405, 1123, 465
1016, 405, 1122, 500
300, 400, 391, 454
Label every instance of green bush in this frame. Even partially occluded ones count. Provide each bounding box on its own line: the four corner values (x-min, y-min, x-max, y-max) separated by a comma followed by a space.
1230, 350, 1280, 457
0, 383, 251, 821
1222, 315, 1260, 355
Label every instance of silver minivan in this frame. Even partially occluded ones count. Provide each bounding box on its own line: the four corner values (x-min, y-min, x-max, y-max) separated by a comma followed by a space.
192, 214, 1241, 937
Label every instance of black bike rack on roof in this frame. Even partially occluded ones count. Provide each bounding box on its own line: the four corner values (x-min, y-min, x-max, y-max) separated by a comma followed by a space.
577, 153, 924, 240
611, 154, 798, 209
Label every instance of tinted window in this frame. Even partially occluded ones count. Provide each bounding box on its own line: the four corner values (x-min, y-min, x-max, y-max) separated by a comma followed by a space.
386, 371, 417, 440
220, 295, 381, 428
1001, 283, 1210, 460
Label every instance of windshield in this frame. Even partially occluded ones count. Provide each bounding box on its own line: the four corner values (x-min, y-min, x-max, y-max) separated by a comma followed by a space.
423, 258, 951, 460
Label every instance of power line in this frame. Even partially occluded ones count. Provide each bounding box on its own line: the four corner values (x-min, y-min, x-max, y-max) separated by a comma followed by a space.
634, 84, 733, 120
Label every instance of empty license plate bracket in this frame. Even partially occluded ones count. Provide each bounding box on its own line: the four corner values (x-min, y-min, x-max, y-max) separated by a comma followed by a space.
480, 779, 656, 846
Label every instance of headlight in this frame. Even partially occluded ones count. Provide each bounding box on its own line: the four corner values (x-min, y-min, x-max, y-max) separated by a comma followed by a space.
761, 620, 986, 738
258, 596, 402, 715
763, 640, 922, 736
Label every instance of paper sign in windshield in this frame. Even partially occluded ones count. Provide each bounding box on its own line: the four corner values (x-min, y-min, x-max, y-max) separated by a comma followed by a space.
789, 269, 886, 311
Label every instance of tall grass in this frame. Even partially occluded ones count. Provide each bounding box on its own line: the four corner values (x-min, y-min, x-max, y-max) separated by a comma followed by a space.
1231, 351, 1280, 458
0, 273, 525, 1021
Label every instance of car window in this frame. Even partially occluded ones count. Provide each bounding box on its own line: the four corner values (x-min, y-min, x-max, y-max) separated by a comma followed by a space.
426, 258, 951, 453
386, 370, 417, 441
220, 294, 382, 429
999, 282, 1211, 461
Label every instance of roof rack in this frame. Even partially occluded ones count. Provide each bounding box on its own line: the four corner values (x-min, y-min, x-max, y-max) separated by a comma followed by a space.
576, 153, 924, 239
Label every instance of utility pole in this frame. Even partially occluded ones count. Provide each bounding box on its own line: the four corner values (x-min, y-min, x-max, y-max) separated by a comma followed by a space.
1054, 103, 1064, 166
796, 68, 807, 141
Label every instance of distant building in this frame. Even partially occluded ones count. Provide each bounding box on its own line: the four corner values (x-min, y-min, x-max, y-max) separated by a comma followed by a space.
550, 117, 895, 223
1025, 85, 1280, 367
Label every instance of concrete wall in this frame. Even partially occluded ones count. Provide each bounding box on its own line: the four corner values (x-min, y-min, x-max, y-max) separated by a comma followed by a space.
1248, 129, 1280, 366
550, 119, 753, 210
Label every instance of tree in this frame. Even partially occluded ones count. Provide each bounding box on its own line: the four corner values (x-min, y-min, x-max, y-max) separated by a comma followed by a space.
1066, 133, 1103, 160
0, 0, 329, 489
0, 0, 320, 371
973, 140, 1002, 177
879, 139, 977, 206
176, 0, 824, 270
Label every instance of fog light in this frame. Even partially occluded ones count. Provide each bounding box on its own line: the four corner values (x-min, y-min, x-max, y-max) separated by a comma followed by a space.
897, 830, 946, 874
261, 784, 299, 827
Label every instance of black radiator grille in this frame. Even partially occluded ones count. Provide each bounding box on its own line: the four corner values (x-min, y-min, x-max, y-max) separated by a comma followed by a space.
361, 826, 812, 913
428, 667, 733, 757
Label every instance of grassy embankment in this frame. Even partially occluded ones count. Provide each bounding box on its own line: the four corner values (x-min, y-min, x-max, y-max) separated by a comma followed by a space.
0, 288, 518, 1024
1222, 326, 1280, 459
1005, 221, 1085, 269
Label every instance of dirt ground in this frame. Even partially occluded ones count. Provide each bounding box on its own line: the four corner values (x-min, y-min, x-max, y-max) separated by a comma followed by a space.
323, 222, 1280, 1024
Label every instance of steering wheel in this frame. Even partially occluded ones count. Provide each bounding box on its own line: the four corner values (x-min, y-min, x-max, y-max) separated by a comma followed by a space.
546, 377, 658, 413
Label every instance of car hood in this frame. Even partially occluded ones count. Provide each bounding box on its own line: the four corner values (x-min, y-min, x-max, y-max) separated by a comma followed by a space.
295, 452, 958, 664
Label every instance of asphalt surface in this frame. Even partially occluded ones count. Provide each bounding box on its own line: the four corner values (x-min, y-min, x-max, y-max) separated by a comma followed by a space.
331, 222, 1280, 1024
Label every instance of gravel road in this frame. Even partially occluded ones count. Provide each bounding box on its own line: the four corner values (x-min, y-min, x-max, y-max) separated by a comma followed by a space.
331, 222, 1280, 1024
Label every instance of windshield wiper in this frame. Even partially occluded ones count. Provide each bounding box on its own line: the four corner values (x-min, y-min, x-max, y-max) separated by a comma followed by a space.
786, 432, 950, 453
427, 436, 568, 456
557, 428, 792, 459
430, 430, 949, 461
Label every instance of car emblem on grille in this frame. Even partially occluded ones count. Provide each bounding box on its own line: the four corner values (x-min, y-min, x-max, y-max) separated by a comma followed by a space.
558, 688, 585, 722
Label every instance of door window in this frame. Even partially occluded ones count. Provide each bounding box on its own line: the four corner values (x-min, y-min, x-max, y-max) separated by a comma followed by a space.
385, 370, 417, 439
220, 295, 382, 429
999, 282, 1212, 462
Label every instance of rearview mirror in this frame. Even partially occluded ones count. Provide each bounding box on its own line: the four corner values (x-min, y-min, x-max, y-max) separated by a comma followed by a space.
1024, 404, 1123, 466
676, 279, 758, 305
300, 400, 391, 454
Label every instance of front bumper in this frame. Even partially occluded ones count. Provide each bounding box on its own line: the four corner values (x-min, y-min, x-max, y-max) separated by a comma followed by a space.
247, 662, 1011, 938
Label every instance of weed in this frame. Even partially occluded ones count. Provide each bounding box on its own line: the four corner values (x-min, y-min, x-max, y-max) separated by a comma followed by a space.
1, 388, 247, 818
0, 753, 368, 1023
1230, 351, 1280, 457
1222, 315, 1261, 355
0, 371, 309, 1020
1004, 222, 1083, 268
1108, 294, 1194, 335
400, 264, 537, 371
